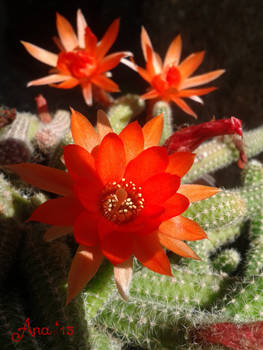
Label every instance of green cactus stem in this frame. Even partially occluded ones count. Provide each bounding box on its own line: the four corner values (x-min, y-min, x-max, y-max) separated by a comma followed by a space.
83, 261, 115, 320
185, 223, 243, 275
107, 94, 145, 133
89, 326, 123, 350
212, 249, 241, 274
241, 159, 263, 187
183, 126, 263, 183
184, 190, 246, 231
152, 101, 173, 145
217, 275, 263, 322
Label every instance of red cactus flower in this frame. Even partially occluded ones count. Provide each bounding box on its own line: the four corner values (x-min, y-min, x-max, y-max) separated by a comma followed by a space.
21, 10, 131, 106
122, 27, 225, 118
6, 110, 219, 303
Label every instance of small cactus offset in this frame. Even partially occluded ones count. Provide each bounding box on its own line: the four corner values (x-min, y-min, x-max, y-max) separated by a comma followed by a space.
1, 9, 263, 350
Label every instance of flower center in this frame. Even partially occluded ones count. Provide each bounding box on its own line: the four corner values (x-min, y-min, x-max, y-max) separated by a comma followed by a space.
57, 51, 97, 79
100, 178, 145, 224
165, 65, 181, 87
151, 66, 181, 94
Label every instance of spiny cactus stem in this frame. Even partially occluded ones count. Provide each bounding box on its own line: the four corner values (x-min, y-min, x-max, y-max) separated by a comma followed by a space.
183, 126, 263, 183
152, 101, 173, 144
108, 94, 145, 133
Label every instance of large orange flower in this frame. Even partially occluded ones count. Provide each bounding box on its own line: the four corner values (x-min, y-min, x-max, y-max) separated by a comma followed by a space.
7, 110, 219, 303
21, 10, 130, 105
123, 27, 225, 118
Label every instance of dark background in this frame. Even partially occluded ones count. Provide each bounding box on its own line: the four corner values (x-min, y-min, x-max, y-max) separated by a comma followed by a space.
1, 0, 263, 185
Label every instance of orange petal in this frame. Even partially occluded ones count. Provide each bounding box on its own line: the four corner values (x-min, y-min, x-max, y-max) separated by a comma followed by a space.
140, 89, 160, 100
142, 114, 164, 148
27, 74, 71, 87
166, 152, 195, 177
29, 196, 82, 226
76, 9, 87, 48
170, 96, 197, 118
43, 225, 72, 242
63, 144, 95, 180
137, 66, 152, 83
121, 56, 153, 81
159, 216, 207, 241
164, 34, 182, 67
21, 41, 58, 67
114, 256, 133, 301
96, 133, 126, 184
84, 26, 98, 53
180, 69, 226, 89
51, 78, 79, 89
66, 245, 103, 304
161, 193, 189, 221
178, 184, 220, 203
98, 52, 126, 73
141, 26, 153, 61
142, 173, 180, 205
133, 232, 172, 276
96, 110, 113, 141
6, 163, 72, 196
56, 12, 78, 51
190, 95, 204, 104
99, 220, 133, 265
158, 233, 200, 259
120, 57, 138, 71
91, 75, 120, 92
70, 108, 99, 152
119, 121, 144, 163
124, 146, 168, 185
145, 44, 156, 77
81, 83, 93, 105
178, 51, 205, 79
178, 87, 217, 97
96, 18, 120, 60
74, 211, 99, 246
153, 52, 163, 73
73, 176, 103, 213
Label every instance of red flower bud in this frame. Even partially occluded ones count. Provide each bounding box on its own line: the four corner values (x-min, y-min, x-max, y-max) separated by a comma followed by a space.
164, 117, 243, 153
35, 94, 51, 123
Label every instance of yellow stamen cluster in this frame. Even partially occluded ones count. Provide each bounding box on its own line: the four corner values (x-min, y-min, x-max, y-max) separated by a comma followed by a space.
100, 178, 145, 224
